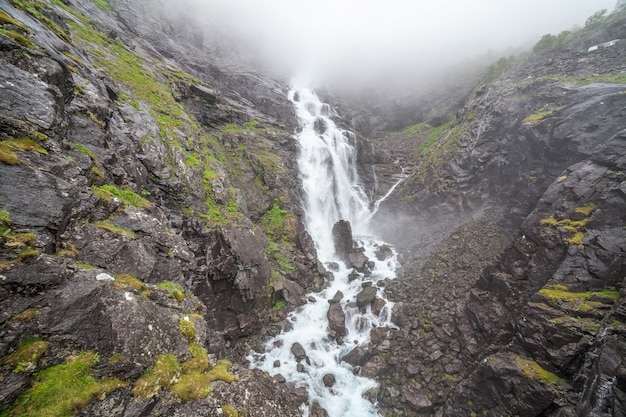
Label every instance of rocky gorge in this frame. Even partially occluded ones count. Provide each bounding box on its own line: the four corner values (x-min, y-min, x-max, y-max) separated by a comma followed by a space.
0, 1, 625, 417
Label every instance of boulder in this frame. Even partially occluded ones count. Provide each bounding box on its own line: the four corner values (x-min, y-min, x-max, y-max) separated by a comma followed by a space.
309, 401, 329, 417
291, 342, 307, 361
322, 373, 336, 387
273, 279, 305, 306
401, 383, 433, 413
332, 220, 353, 262
356, 286, 378, 307
327, 303, 347, 337
361, 355, 387, 378
342, 346, 367, 366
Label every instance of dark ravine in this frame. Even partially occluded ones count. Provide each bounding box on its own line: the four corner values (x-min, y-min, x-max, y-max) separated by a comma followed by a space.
0, 1, 625, 417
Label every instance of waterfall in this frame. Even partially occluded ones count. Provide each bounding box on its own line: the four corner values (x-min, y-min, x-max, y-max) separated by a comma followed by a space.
247, 87, 399, 417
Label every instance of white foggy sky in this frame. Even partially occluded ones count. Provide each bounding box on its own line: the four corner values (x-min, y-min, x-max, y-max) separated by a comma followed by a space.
189, 0, 616, 84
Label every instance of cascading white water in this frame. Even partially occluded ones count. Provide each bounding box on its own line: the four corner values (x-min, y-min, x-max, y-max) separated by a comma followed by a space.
248, 87, 398, 417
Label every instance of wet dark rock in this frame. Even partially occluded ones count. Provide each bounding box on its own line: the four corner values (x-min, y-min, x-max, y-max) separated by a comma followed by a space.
356, 286, 377, 307
348, 251, 369, 272
327, 302, 347, 337
313, 117, 328, 134
332, 220, 353, 262
342, 346, 368, 366
402, 382, 432, 413
309, 401, 329, 417
361, 354, 387, 378
291, 342, 307, 361
190, 84, 218, 104
328, 290, 343, 304
273, 279, 305, 306
322, 373, 335, 387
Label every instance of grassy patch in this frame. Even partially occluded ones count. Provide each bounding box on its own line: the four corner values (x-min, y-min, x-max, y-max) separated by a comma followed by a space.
10, 308, 38, 322
523, 107, 556, 126
0, 28, 35, 49
4, 351, 126, 417
113, 273, 150, 297
418, 117, 456, 154
549, 316, 600, 333
179, 317, 197, 343
221, 120, 261, 134
513, 355, 565, 385
8, 0, 71, 43
133, 350, 236, 401
89, 0, 111, 11
93, 220, 135, 239
2, 339, 48, 373
0, 10, 28, 31
92, 185, 151, 209
539, 284, 619, 312
156, 281, 185, 302
132, 353, 181, 398
221, 404, 240, 417
0, 139, 47, 165
539, 204, 596, 246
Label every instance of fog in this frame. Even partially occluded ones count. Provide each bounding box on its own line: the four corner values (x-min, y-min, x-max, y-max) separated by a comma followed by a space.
181, 0, 616, 87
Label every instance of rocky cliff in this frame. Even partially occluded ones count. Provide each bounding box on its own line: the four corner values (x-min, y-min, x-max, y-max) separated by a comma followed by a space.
0, 0, 319, 415
367, 13, 626, 417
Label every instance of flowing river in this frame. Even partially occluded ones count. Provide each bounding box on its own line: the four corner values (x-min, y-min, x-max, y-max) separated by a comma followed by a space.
248, 87, 399, 417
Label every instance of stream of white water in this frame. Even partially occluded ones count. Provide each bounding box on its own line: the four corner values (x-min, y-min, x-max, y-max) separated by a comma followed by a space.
248, 87, 399, 417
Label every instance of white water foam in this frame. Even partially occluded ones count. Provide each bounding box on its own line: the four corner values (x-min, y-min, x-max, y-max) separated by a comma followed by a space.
248, 87, 399, 417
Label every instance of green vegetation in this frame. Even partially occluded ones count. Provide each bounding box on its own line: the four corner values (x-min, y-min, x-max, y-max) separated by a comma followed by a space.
484, 56, 516, 81
0, 9, 35, 48
0, 28, 36, 48
539, 284, 619, 312
2, 339, 48, 373
0, 139, 48, 165
418, 117, 457, 154
261, 201, 297, 276
3, 351, 126, 417
10, 308, 38, 322
221, 404, 241, 417
89, 0, 111, 11
539, 203, 596, 246
523, 107, 556, 126
221, 120, 261, 134
179, 317, 197, 343
534, 6, 626, 53
113, 273, 151, 297
93, 219, 136, 239
272, 300, 286, 311
133, 349, 236, 401
0, 210, 39, 265
92, 185, 151, 209
512, 355, 565, 385
8, 0, 71, 43
156, 281, 185, 302
401, 122, 428, 136
549, 316, 600, 333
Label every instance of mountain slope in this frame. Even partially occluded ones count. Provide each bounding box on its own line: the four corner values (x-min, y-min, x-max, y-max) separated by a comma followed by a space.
370, 13, 626, 417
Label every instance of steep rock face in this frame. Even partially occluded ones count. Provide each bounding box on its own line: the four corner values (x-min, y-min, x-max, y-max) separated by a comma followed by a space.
372, 20, 626, 417
0, 0, 314, 415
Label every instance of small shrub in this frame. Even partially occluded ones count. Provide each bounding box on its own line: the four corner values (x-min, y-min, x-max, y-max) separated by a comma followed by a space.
113, 273, 149, 297
221, 404, 240, 417
156, 281, 185, 302
132, 353, 181, 398
179, 317, 197, 343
